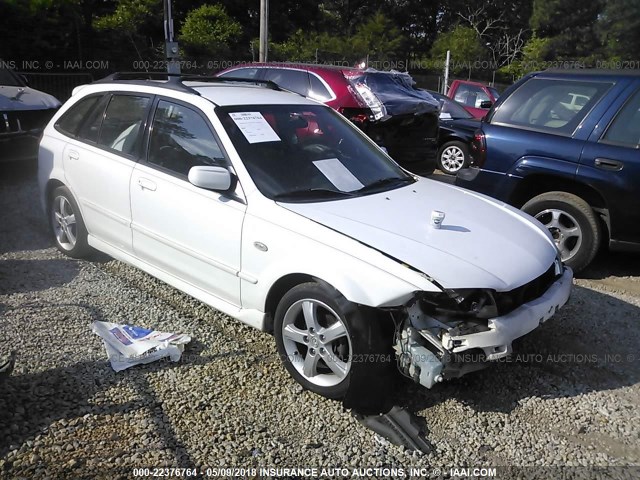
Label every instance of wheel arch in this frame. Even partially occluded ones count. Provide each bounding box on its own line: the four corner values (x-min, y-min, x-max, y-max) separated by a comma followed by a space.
263, 273, 317, 333
510, 174, 610, 240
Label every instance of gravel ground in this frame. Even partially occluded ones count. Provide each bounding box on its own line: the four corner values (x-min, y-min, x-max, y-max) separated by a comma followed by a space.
1, 163, 639, 479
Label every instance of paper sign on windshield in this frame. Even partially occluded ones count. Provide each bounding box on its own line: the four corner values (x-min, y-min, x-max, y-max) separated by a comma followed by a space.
230, 112, 281, 143
313, 158, 364, 192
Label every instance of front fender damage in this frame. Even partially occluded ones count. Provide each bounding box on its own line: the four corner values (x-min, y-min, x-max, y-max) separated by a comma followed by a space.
392, 265, 573, 389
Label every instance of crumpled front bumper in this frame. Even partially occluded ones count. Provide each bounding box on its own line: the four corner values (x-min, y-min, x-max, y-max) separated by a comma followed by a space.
442, 267, 573, 361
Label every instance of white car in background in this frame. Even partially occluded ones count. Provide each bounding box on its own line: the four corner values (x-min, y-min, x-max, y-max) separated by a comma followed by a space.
38, 74, 573, 409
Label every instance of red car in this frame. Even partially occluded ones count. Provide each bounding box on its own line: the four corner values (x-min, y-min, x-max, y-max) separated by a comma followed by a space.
218, 63, 439, 174
447, 79, 500, 119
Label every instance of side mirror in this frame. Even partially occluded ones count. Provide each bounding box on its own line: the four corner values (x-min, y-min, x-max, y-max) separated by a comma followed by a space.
480, 100, 493, 109
188, 166, 231, 191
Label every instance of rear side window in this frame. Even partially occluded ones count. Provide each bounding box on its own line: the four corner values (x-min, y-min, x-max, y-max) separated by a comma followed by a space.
55, 95, 103, 137
601, 89, 640, 148
492, 78, 612, 136
309, 74, 332, 101
76, 95, 110, 143
219, 68, 260, 80
263, 69, 310, 96
97, 95, 150, 156
148, 100, 225, 176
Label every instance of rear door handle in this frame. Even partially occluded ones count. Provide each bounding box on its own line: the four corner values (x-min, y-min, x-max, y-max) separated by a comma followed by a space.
594, 158, 623, 171
68, 150, 79, 161
137, 178, 157, 191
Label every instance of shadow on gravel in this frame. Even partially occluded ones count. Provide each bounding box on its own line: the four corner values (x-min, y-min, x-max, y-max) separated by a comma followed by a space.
0, 161, 52, 254
0, 259, 80, 294
578, 249, 640, 280
392, 285, 640, 415
0, 305, 217, 477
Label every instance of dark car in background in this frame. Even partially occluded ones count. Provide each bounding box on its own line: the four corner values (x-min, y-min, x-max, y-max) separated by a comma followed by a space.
218, 64, 440, 174
428, 90, 480, 174
1, 63, 61, 162
456, 69, 640, 272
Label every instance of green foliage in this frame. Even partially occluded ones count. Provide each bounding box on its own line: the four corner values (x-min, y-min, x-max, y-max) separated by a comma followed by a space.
351, 12, 404, 62
430, 26, 485, 74
499, 36, 551, 78
179, 4, 243, 58
94, 0, 159, 34
597, 0, 640, 60
530, 0, 604, 59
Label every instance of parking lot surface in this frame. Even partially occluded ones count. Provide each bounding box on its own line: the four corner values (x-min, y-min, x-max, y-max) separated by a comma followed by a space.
1, 163, 639, 478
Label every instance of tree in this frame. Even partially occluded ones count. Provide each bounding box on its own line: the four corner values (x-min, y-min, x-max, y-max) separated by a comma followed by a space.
94, 0, 163, 66
351, 12, 405, 64
530, 0, 605, 59
180, 4, 243, 59
430, 26, 485, 75
597, 0, 640, 60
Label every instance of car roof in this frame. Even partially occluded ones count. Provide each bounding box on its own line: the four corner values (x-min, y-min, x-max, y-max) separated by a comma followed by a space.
538, 69, 640, 79
230, 62, 360, 74
75, 76, 320, 107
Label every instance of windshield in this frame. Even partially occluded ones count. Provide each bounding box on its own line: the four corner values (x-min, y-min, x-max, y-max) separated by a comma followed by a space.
217, 104, 413, 201
0, 68, 23, 87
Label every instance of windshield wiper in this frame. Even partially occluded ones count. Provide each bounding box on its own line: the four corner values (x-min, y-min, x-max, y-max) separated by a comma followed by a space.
272, 188, 357, 201
355, 176, 414, 194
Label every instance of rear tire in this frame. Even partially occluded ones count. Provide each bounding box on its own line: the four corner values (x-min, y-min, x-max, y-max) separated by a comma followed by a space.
522, 191, 601, 272
48, 186, 91, 258
274, 282, 395, 411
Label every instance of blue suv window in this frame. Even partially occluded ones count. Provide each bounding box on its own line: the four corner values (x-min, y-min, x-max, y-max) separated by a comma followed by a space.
601, 89, 640, 148
492, 79, 612, 136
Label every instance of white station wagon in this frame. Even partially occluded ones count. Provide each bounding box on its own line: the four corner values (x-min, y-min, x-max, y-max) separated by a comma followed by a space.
38, 74, 572, 408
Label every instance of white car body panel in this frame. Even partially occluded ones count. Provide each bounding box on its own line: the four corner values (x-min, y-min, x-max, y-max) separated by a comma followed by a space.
62, 139, 135, 252
130, 162, 246, 306
282, 178, 558, 291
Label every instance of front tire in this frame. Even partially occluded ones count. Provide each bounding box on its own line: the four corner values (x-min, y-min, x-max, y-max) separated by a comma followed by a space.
274, 282, 395, 410
49, 186, 91, 258
438, 140, 469, 175
522, 191, 601, 272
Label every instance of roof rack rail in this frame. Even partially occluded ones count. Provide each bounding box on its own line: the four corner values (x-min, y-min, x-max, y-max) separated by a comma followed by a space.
92, 72, 283, 95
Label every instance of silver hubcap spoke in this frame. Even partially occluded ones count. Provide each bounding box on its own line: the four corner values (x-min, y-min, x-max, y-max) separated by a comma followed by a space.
51, 195, 77, 250
442, 146, 464, 172
281, 298, 352, 387
535, 208, 583, 262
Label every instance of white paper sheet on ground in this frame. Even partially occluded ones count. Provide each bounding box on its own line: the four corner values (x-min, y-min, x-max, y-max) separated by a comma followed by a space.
92, 321, 192, 372
229, 112, 281, 143
313, 158, 364, 192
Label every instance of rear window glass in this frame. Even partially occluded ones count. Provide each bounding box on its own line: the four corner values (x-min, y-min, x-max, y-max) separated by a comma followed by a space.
309, 74, 332, 101
55, 95, 103, 137
263, 69, 310, 96
97, 95, 150, 156
491, 78, 612, 135
219, 68, 260, 80
601, 89, 640, 148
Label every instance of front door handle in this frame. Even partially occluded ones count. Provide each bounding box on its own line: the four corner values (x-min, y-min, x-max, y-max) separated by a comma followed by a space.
594, 158, 624, 171
137, 178, 157, 191
68, 150, 79, 161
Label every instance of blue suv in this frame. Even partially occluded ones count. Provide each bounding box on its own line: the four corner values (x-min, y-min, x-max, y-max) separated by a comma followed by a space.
456, 70, 640, 272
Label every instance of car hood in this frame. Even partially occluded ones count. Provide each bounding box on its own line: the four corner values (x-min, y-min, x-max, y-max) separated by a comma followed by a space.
280, 178, 557, 291
0, 86, 61, 111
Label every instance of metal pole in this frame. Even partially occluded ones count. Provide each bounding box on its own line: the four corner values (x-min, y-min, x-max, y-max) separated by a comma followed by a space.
164, 0, 180, 74
442, 50, 450, 95
259, 0, 269, 62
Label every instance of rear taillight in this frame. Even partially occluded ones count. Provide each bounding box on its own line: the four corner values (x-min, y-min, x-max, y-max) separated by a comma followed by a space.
338, 107, 372, 127
470, 131, 487, 167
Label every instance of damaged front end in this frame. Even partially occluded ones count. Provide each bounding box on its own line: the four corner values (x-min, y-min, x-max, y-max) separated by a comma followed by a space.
393, 259, 573, 389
